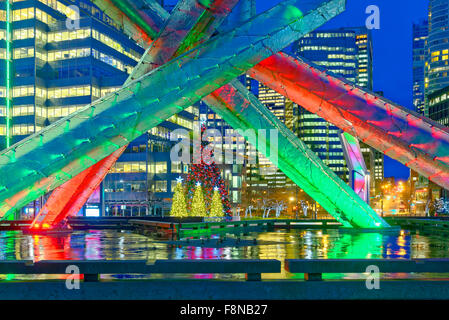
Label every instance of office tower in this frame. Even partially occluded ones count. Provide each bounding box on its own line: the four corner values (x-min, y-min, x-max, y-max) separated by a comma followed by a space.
428, 86, 449, 125
425, 0, 449, 114
244, 83, 298, 198
0, 0, 144, 149
413, 19, 428, 115
296, 27, 383, 190
415, 1, 449, 207
0, 0, 196, 217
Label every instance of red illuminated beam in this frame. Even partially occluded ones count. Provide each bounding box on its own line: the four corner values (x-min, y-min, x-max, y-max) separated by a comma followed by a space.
38, 0, 384, 229
247, 53, 449, 189
31, 147, 125, 229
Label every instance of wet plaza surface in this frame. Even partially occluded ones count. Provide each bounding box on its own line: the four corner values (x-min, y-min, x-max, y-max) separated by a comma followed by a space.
0, 228, 448, 280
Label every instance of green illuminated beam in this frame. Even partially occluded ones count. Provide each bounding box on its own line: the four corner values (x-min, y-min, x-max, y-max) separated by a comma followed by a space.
5, 0, 11, 148
136, 0, 386, 227
109, 0, 160, 39
33, 0, 386, 228
204, 79, 388, 228
126, 0, 239, 85
32, 0, 241, 227
0, 0, 322, 217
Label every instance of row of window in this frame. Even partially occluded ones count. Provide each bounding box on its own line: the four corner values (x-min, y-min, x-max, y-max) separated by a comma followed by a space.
431, 55, 449, 62
305, 32, 355, 38
8, 44, 132, 75
48, 85, 92, 99
0, 124, 42, 136
13, 47, 34, 59
12, 85, 94, 99
328, 54, 355, 60
429, 91, 449, 106
48, 28, 91, 43
0, 104, 87, 118
92, 49, 132, 73
431, 49, 449, 57
47, 47, 90, 62
108, 161, 189, 174
13, 28, 34, 40
302, 136, 341, 142
299, 46, 356, 52
316, 61, 356, 68
36, 0, 76, 18
10, 7, 56, 25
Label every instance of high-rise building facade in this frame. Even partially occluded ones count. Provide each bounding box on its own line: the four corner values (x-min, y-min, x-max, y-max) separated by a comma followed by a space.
425, 0, 449, 114
0, 0, 196, 217
244, 83, 297, 196
0, 0, 144, 149
413, 19, 428, 114
295, 27, 383, 188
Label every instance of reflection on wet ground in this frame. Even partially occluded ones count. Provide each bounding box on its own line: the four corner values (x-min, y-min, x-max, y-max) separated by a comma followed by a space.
0, 228, 448, 280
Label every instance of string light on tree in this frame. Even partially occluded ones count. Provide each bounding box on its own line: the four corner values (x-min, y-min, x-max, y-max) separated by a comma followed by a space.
170, 176, 188, 217
191, 181, 207, 217
210, 186, 224, 217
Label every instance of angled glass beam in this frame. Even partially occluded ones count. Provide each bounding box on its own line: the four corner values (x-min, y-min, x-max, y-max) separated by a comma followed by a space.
91, 0, 166, 47
204, 80, 388, 228
108, 0, 163, 39
99, 0, 386, 227
0, 0, 335, 218
44, 0, 383, 228
340, 132, 370, 203
32, 0, 240, 229
125, 0, 240, 85
248, 53, 449, 190
31, 147, 126, 229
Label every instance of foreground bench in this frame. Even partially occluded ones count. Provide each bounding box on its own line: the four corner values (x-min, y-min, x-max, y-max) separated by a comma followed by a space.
0, 259, 281, 282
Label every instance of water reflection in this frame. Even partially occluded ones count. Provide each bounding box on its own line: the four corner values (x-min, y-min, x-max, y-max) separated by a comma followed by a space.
0, 228, 448, 280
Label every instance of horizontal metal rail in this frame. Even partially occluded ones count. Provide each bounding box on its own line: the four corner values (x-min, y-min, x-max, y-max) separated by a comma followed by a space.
130, 219, 343, 238
386, 218, 449, 230
285, 258, 449, 281
0, 219, 33, 230
2, 259, 449, 283
0, 259, 281, 282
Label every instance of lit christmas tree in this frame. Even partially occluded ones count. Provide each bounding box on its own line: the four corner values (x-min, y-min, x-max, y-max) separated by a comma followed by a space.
210, 186, 224, 217
185, 124, 232, 216
191, 182, 207, 217
170, 177, 188, 217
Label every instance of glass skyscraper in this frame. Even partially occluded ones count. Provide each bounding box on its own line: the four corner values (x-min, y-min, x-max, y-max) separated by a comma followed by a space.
413, 19, 428, 115
295, 27, 383, 189
425, 0, 449, 114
